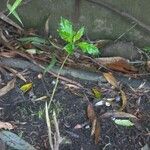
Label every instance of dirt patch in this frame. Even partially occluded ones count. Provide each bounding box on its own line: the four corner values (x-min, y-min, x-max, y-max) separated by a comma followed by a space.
0, 16, 150, 150
0, 70, 149, 150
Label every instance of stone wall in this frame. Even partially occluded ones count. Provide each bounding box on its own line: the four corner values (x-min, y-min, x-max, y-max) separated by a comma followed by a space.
0, 0, 150, 46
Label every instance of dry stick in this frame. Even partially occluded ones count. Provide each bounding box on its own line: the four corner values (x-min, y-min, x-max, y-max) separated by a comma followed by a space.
86, 0, 150, 33
45, 101, 54, 150
53, 110, 62, 150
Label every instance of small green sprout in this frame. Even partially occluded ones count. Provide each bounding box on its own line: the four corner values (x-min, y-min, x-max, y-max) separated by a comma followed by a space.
58, 17, 100, 55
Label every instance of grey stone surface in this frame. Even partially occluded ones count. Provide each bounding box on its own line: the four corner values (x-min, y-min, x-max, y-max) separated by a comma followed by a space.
0, 0, 150, 47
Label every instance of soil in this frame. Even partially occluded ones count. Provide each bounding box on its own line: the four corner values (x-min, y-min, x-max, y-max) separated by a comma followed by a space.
0, 18, 150, 150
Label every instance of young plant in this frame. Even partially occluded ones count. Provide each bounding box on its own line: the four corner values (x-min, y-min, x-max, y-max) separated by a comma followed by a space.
46, 18, 100, 149
58, 17, 99, 55
48, 17, 100, 109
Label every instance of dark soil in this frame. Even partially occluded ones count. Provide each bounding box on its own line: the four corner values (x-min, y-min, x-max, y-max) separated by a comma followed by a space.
0, 18, 150, 150
0, 69, 150, 150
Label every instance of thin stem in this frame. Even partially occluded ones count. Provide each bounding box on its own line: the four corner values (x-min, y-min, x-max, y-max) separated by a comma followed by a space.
48, 54, 70, 110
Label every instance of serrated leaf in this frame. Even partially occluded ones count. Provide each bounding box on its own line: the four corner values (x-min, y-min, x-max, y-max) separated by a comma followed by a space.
78, 42, 99, 55
8, 0, 23, 16
64, 43, 75, 54
114, 119, 134, 127
20, 83, 32, 93
73, 27, 84, 42
58, 17, 75, 42
7, 4, 23, 26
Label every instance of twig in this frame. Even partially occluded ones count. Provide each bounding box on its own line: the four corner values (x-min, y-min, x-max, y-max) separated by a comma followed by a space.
45, 101, 54, 150
53, 110, 62, 150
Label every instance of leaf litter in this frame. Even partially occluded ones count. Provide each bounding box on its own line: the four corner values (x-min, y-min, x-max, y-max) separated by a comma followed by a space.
0, 15, 149, 150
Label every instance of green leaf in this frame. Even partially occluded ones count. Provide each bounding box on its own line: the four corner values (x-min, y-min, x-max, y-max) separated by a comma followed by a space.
7, 4, 23, 26
78, 42, 99, 55
58, 17, 75, 42
8, 0, 23, 16
44, 55, 57, 74
143, 47, 150, 53
73, 27, 84, 42
114, 119, 134, 127
64, 43, 75, 54
18, 36, 47, 44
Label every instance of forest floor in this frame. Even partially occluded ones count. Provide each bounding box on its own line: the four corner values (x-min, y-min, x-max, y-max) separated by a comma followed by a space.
0, 15, 150, 150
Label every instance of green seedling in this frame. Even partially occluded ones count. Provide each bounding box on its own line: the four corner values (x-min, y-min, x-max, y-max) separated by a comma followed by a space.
47, 17, 100, 109
58, 17, 100, 55
45, 17, 101, 149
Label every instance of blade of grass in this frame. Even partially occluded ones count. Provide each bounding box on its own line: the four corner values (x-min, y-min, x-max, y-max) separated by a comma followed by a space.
8, 0, 23, 15
7, 3, 23, 26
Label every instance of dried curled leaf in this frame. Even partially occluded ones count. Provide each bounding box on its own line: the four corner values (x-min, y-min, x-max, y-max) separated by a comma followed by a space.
0, 121, 14, 130
94, 120, 100, 144
0, 79, 16, 97
119, 90, 127, 111
101, 112, 138, 119
95, 57, 137, 73
103, 72, 118, 88
87, 103, 96, 122
87, 103, 101, 144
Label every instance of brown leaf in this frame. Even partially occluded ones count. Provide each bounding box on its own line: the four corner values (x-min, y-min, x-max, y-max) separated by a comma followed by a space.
103, 72, 118, 88
94, 120, 100, 144
0, 121, 14, 130
91, 119, 97, 136
95, 57, 137, 73
101, 112, 138, 119
87, 103, 101, 144
0, 79, 16, 97
119, 90, 127, 111
87, 103, 96, 122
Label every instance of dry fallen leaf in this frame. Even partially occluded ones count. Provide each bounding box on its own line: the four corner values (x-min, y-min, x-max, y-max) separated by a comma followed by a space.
91, 118, 97, 136
0, 121, 14, 130
0, 78, 16, 97
101, 111, 138, 119
119, 90, 127, 111
95, 57, 137, 73
87, 103, 101, 144
103, 72, 118, 88
94, 120, 100, 144
87, 103, 96, 122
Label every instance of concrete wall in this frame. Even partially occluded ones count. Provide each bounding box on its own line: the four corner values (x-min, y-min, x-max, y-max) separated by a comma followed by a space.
0, 0, 150, 47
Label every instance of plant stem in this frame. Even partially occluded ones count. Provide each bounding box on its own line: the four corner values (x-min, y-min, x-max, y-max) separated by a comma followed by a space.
48, 54, 70, 110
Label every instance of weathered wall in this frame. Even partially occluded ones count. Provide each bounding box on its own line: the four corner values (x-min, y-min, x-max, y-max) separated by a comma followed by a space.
0, 0, 150, 46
